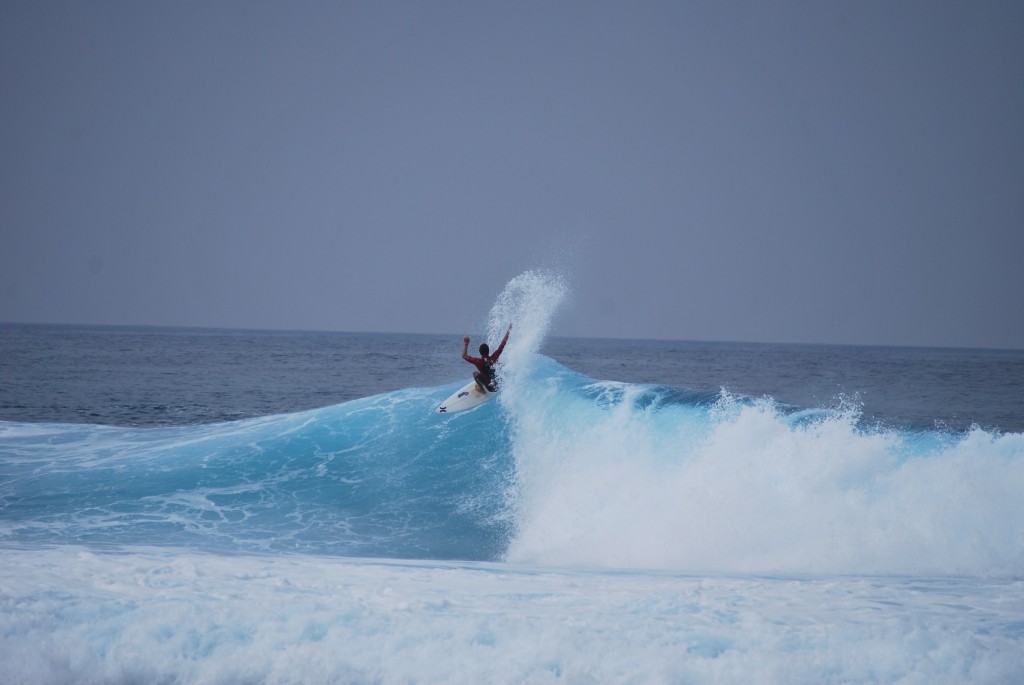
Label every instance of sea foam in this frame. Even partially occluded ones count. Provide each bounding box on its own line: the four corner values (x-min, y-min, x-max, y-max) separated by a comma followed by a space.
489, 273, 1024, 578
1, 546, 1021, 685
504, 381, 1024, 576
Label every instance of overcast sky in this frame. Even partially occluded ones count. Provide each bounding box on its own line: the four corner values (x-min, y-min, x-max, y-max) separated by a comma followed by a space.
2, 1, 1022, 348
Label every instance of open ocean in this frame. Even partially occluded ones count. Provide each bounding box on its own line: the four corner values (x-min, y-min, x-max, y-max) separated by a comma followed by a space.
2, 272, 1023, 684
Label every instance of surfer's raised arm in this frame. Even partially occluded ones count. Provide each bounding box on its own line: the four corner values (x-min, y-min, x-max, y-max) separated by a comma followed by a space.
491, 324, 512, 360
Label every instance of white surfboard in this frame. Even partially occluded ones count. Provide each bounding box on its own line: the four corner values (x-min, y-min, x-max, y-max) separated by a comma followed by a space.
436, 380, 496, 414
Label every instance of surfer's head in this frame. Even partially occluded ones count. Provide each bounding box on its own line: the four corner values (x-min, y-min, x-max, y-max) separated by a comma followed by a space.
479, 343, 490, 357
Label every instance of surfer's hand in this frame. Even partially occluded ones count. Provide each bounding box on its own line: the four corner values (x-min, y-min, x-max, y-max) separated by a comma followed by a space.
463, 336, 470, 345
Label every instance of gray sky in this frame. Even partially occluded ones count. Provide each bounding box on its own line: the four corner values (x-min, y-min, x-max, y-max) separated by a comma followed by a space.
2, 1, 1022, 348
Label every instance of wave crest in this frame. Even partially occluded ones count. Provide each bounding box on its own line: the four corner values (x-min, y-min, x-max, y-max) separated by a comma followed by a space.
504, 378, 1024, 577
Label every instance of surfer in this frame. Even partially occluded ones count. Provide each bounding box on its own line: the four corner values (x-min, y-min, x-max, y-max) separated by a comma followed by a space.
462, 324, 512, 393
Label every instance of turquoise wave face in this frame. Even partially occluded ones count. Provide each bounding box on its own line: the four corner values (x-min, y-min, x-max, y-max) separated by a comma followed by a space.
2, 354, 1023, 577
0, 381, 519, 561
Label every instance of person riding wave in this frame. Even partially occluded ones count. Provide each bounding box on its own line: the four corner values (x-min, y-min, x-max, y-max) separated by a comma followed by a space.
462, 324, 512, 393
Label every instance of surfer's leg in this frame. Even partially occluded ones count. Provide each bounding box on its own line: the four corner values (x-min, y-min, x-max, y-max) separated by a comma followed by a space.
472, 371, 488, 393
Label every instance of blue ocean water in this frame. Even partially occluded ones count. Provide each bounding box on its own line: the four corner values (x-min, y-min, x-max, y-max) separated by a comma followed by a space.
2, 272, 1023, 683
